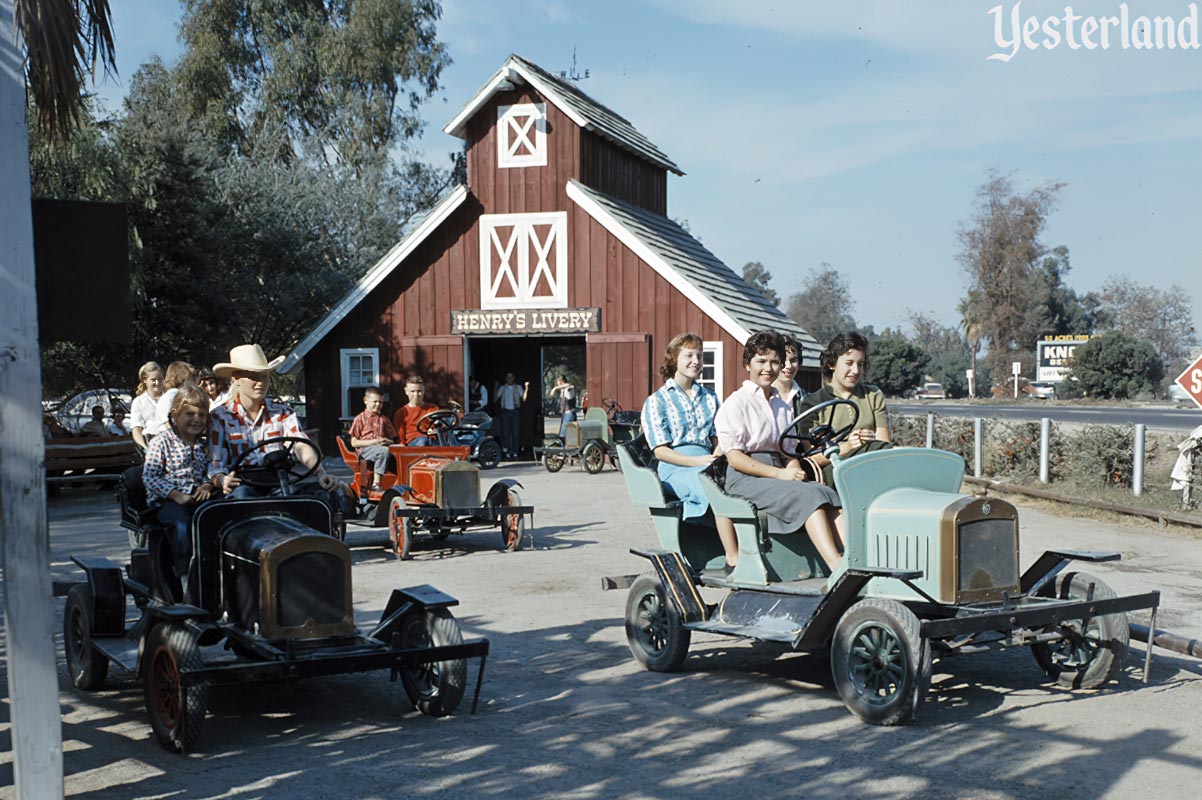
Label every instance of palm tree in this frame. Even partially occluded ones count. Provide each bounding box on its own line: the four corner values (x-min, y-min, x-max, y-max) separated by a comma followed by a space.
2, 3, 115, 796
15, 0, 116, 140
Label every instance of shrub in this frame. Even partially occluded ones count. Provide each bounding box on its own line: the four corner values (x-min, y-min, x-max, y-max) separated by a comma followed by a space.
984, 420, 1064, 481
1068, 331, 1164, 399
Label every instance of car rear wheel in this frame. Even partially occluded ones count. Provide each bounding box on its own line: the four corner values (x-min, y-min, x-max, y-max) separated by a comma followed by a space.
143, 622, 207, 753
388, 497, 413, 560
477, 439, 502, 470
64, 583, 109, 690
831, 598, 930, 726
582, 441, 606, 474
625, 574, 690, 672
501, 488, 524, 552
399, 608, 467, 716
1031, 571, 1129, 689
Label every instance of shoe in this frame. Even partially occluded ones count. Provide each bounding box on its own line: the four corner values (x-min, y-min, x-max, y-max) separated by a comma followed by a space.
704, 563, 736, 579
370, 482, 382, 494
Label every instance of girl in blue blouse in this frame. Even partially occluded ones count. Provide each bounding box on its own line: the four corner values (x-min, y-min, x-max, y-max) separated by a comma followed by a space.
641, 333, 739, 573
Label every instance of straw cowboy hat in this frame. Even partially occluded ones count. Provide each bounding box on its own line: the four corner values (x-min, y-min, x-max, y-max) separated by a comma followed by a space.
213, 344, 286, 378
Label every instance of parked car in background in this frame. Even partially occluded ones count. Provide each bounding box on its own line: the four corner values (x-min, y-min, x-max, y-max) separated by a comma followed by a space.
1169, 383, 1193, 405
52, 388, 133, 434
914, 382, 947, 400
1027, 381, 1056, 400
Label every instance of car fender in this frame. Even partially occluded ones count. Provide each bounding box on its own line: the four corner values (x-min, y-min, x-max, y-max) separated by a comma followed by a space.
70, 556, 126, 637
483, 479, 523, 508
371, 485, 414, 527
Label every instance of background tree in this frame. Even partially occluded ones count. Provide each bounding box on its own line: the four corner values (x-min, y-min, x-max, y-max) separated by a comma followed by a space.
741, 261, 779, 306
1067, 330, 1164, 399
866, 334, 929, 396
908, 312, 972, 398
1097, 276, 1198, 367
785, 263, 857, 346
957, 169, 1064, 380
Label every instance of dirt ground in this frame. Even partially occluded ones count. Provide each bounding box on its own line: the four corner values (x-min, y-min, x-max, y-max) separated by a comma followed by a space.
3, 460, 1202, 799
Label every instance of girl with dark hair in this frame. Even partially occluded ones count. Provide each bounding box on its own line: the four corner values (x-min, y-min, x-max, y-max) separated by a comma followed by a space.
799, 331, 891, 484
641, 333, 739, 572
715, 331, 846, 571
772, 332, 806, 415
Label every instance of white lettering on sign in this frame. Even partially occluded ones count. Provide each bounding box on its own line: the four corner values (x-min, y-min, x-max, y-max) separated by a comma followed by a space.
1191, 368, 1202, 394
450, 307, 601, 335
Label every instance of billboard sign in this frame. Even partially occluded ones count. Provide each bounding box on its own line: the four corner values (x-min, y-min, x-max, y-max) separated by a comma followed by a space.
1036, 335, 1092, 382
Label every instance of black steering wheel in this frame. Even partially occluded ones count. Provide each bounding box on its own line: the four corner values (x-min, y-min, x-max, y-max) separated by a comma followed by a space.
779, 398, 860, 458
416, 409, 460, 439
227, 435, 322, 493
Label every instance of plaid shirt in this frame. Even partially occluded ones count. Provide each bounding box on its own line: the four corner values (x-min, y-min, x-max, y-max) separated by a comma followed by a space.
348, 409, 398, 444
144, 426, 209, 501
641, 380, 719, 450
208, 396, 306, 478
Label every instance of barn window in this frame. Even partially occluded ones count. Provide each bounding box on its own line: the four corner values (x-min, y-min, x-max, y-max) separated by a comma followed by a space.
480, 212, 568, 309
339, 348, 380, 419
700, 341, 724, 398
497, 103, 547, 168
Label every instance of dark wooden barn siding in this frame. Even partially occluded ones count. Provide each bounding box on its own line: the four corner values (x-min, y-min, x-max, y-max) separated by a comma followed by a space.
579, 131, 667, 215
465, 88, 580, 215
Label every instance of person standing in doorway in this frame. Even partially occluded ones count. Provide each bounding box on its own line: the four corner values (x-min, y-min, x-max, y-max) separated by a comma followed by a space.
549, 374, 576, 438
495, 372, 529, 459
468, 375, 489, 413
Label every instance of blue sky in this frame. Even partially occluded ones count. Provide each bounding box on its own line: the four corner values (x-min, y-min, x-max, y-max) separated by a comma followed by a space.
94, 0, 1202, 340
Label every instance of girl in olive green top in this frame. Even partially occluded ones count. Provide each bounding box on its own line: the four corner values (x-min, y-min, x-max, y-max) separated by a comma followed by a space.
798, 331, 891, 481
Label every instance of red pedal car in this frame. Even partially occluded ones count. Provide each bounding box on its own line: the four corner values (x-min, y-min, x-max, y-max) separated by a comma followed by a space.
336, 410, 533, 559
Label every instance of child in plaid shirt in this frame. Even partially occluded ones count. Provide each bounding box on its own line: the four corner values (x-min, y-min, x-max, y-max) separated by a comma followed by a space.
143, 383, 215, 586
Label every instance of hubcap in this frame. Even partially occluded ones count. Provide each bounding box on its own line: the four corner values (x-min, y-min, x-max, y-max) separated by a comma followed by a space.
635, 592, 668, 654
846, 623, 906, 705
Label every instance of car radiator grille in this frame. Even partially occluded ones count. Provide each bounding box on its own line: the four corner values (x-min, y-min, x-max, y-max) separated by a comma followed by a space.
957, 518, 1018, 592
277, 551, 347, 628
440, 470, 479, 508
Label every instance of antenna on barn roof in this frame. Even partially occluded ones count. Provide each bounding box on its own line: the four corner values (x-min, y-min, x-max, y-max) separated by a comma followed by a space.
558, 47, 590, 82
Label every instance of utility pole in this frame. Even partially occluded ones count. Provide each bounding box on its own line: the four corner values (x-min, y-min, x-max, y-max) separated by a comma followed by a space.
1, 2, 66, 795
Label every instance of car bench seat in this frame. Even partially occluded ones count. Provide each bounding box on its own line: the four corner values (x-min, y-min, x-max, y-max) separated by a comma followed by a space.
117, 465, 183, 603
615, 436, 724, 573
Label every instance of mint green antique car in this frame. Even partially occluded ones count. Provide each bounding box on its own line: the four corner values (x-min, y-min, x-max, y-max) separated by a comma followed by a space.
612, 398, 1160, 725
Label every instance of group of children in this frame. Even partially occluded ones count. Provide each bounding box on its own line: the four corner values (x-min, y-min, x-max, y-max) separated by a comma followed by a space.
640, 329, 890, 578
346, 374, 444, 492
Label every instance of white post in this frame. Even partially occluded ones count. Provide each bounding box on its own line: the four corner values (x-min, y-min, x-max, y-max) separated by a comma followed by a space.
926, 413, 934, 448
1039, 417, 1050, 483
1, 5, 66, 796
974, 417, 983, 478
1133, 423, 1146, 497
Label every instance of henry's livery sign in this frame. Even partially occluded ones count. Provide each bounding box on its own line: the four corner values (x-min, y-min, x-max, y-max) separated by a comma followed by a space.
451, 307, 602, 335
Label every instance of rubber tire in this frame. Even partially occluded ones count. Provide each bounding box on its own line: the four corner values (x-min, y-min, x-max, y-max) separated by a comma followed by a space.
544, 452, 566, 473
389, 496, 413, 560
64, 583, 109, 690
477, 439, 502, 470
831, 598, 930, 726
625, 574, 691, 672
399, 608, 468, 716
582, 441, 606, 474
1031, 571, 1130, 689
143, 622, 207, 753
501, 488, 525, 552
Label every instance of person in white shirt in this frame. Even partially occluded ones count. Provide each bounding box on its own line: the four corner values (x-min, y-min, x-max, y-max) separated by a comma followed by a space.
130, 361, 164, 449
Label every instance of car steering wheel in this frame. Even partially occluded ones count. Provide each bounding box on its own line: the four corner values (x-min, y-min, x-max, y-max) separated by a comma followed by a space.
779, 398, 860, 458
416, 409, 460, 442
227, 435, 322, 493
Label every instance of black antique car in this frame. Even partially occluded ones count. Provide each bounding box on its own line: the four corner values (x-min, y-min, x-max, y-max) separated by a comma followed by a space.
62, 438, 489, 752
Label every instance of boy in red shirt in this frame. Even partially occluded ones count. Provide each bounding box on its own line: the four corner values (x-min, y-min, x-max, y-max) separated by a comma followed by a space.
392, 375, 439, 446
348, 386, 398, 491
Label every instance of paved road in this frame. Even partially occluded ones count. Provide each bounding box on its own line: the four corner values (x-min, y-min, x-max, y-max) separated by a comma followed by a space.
2, 462, 1201, 799
893, 401, 1202, 431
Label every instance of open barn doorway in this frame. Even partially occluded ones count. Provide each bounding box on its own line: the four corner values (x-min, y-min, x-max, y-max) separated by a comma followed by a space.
540, 340, 587, 440
467, 336, 584, 459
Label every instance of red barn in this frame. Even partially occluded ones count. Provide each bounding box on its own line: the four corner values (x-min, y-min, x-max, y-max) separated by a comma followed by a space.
282, 55, 821, 455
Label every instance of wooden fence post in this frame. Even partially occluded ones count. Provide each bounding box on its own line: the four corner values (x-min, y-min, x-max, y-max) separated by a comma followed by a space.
1, 5, 66, 796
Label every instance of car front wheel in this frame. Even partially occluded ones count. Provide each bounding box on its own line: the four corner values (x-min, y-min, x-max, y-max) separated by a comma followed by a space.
399, 609, 468, 716
831, 598, 931, 726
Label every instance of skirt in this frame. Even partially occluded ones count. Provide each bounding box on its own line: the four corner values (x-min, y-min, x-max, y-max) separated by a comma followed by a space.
656, 444, 714, 521
726, 452, 841, 535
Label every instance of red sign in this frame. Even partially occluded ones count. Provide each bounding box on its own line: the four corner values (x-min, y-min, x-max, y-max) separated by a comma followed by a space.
1175, 357, 1202, 410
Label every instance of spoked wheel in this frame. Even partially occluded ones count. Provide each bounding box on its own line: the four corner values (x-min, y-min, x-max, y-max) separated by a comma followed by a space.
64, 583, 109, 690
500, 488, 525, 552
143, 622, 207, 753
477, 439, 502, 470
624, 574, 690, 672
831, 598, 931, 726
398, 609, 468, 716
1031, 572, 1130, 689
544, 452, 566, 473
581, 441, 606, 474
388, 497, 413, 560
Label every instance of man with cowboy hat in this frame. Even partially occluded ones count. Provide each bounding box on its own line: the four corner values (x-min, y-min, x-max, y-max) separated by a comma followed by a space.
207, 344, 347, 508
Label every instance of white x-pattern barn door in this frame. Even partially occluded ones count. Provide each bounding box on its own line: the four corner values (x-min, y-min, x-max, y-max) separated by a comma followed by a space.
479, 211, 568, 309
497, 103, 547, 168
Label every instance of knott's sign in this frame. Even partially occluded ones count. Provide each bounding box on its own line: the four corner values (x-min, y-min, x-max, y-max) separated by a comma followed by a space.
451, 307, 602, 335
1036, 335, 1092, 382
